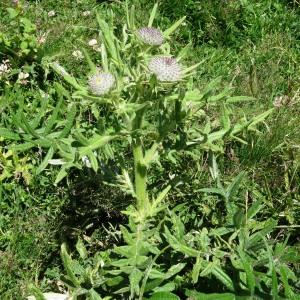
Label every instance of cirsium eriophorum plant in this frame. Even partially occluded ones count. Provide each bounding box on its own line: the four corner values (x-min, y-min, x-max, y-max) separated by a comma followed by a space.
47, 4, 272, 214
21, 2, 276, 298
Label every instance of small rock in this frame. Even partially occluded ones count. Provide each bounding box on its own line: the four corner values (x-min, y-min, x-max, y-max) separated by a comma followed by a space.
27, 293, 69, 300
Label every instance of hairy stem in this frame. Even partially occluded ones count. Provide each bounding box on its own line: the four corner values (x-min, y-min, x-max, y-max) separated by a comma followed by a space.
133, 141, 148, 211
132, 108, 149, 213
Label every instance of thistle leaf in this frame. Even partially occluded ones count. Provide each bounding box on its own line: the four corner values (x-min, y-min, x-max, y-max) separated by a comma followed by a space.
61, 243, 81, 287
149, 292, 180, 300
78, 135, 116, 158
82, 48, 97, 73
0, 127, 20, 141
238, 248, 255, 295
36, 147, 54, 175
148, 3, 158, 27
163, 17, 186, 38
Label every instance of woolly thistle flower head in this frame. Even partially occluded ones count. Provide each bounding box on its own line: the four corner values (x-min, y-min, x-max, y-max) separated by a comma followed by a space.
148, 57, 182, 82
137, 27, 164, 46
88, 71, 115, 96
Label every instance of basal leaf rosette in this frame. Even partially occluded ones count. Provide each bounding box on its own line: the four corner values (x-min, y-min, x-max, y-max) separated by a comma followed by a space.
148, 56, 182, 82
136, 27, 164, 46
88, 71, 115, 96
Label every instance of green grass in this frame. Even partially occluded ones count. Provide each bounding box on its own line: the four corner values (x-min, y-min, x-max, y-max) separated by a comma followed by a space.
0, 0, 299, 298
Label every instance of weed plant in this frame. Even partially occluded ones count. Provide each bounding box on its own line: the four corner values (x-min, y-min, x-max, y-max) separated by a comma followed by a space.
0, 0, 299, 299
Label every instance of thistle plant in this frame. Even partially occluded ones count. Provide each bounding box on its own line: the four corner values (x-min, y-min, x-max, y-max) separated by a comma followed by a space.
17, 2, 279, 298
49, 22, 271, 219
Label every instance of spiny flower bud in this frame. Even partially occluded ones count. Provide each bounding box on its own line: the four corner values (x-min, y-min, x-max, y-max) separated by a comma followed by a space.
137, 27, 164, 46
88, 71, 115, 95
148, 57, 182, 82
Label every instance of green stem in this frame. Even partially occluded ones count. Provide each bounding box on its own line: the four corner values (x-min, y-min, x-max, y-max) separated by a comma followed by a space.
132, 108, 149, 213
133, 141, 148, 211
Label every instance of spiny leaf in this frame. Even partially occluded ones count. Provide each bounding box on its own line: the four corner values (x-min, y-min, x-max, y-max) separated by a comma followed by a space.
44, 97, 63, 135
164, 263, 186, 279
78, 135, 116, 157
272, 265, 279, 299
61, 243, 81, 288
226, 171, 246, 200
178, 42, 192, 61
129, 268, 143, 297
54, 165, 69, 185
182, 60, 205, 76
101, 42, 109, 72
28, 285, 47, 300
248, 109, 274, 129
21, 112, 40, 138
192, 256, 203, 284
89, 289, 102, 300
200, 260, 218, 277
51, 62, 85, 91
9, 141, 34, 152
96, 14, 120, 65
152, 185, 171, 211
164, 226, 198, 257
246, 199, 264, 220
72, 91, 112, 104
207, 87, 231, 103
226, 95, 257, 103
76, 239, 87, 260
280, 265, 294, 298
148, 3, 158, 27
185, 290, 235, 300
36, 146, 54, 175
82, 48, 97, 73
247, 219, 277, 249
86, 150, 99, 172
163, 17, 186, 38
198, 187, 226, 198
29, 94, 49, 130
211, 266, 235, 291
58, 104, 76, 138
221, 104, 231, 131
73, 130, 89, 145
0, 127, 20, 141
149, 292, 180, 300
238, 248, 255, 295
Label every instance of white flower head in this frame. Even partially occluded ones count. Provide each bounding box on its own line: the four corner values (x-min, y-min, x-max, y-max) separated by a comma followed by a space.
148, 56, 182, 82
83, 11, 91, 17
18, 71, 30, 85
137, 27, 164, 46
88, 39, 98, 47
88, 71, 115, 96
18, 72, 29, 80
48, 10, 56, 17
0, 59, 11, 77
72, 50, 84, 60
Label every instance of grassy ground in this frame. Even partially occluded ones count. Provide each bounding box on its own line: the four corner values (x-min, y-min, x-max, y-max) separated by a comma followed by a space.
0, 0, 299, 298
